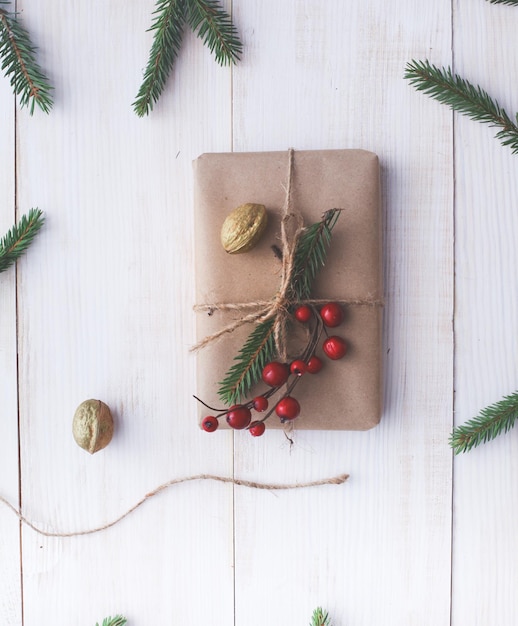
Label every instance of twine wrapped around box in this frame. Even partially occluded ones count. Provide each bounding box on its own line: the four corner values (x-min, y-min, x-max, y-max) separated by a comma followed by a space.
193, 148, 384, 431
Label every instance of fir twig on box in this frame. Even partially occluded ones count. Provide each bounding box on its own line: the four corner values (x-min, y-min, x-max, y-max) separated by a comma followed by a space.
0, 209, 45, 274
134, 0, 242, 116
0, 1, 53, 113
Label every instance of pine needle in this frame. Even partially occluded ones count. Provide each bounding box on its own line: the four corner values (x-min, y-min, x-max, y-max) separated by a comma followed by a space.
311, 607, 332, 626
290, 209, 341, 301
134, 0, 241, 116
96, 617, 127, 626
133, 0, 186, 117
185, 0, 242, 65
404, 59, 518, 154
0, 208, 45, 274
450, 391, 518, 454
0, 2, 53, 114
218, 319, 275, 406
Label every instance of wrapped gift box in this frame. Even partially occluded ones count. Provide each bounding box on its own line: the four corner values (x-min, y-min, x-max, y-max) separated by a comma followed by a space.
193, 149, 383, 431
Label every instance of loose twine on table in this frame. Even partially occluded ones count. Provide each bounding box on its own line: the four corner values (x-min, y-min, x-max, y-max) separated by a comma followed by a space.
191, 148, 383, 361
0, 472, 349, 538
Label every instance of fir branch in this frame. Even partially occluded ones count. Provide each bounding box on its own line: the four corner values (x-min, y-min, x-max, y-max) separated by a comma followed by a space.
450, 391, 518, 454
134, 0, 241, 115
0, 208, 44, 274
290, 209, 341, 301
217, 209, 342, 406
185, 0, 242, 65
95, 616, 127, 626
218, 319, 275, 406
311, 607, 332, 626
0, 2, 53, 114
404, 59, 518, 154
133, 0, 186, 117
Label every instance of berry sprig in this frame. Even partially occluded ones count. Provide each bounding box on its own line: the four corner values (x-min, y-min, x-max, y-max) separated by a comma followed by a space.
217, 209, 342, 406
198, 300, 348, 436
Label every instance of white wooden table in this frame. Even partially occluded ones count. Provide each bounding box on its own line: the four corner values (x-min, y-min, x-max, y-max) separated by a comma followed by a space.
1, 1, 518, 624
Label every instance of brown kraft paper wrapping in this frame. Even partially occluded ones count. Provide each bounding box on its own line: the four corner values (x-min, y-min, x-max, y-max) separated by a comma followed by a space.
193, 149, 383, 431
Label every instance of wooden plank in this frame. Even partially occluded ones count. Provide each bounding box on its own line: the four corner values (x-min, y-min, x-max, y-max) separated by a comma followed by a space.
452, 2, 518, 624
15, 1, 234, 623
0, 19, 21, 624
232, 2, 454, 624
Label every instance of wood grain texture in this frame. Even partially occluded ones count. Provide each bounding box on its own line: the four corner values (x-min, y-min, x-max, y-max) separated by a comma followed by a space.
452, 2, 518, 625
0, 46, 21, 625
15, 1, 234, 623
232, 2, 454, 625
0, 0, 516, 624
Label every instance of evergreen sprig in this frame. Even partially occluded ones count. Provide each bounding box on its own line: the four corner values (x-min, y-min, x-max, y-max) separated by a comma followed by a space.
185, 0, 242, 65
0, 208, 44, 274
0, 1, 52, 114
450, 391, 518, 454
95, 617, 127, 626
218, 318, 275, 406
290, 209, 341, 302
134, 0, 241, 116
133, 0, 186, 117
311, 607, 332, 626
217, 209, 342, 406
404, 59, 518, 154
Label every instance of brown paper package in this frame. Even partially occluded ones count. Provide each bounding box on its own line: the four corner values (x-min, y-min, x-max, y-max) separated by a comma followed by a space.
193, 149, 383, 431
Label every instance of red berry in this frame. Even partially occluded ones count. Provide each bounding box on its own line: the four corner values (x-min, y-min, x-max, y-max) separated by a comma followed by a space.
320, 302, 344, 327
249, 421, 266, 437
201, 416, 219, 432
275, 396, 301, 420
290, 359, 307, 376
226, 405, 252, 430
294, 305, 312, 323
262, 361, 290, 387
253, 396, 269, 412
306, 355, 323, 373
322, 336, 347, 360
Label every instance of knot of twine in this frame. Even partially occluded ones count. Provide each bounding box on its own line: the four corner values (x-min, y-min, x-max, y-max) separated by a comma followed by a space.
192, 148, 383, 360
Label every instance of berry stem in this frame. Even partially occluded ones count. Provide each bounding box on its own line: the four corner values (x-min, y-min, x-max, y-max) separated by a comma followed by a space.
301, 306, 325, 361
193, 395, 228, 413
253, 374, 303, 425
